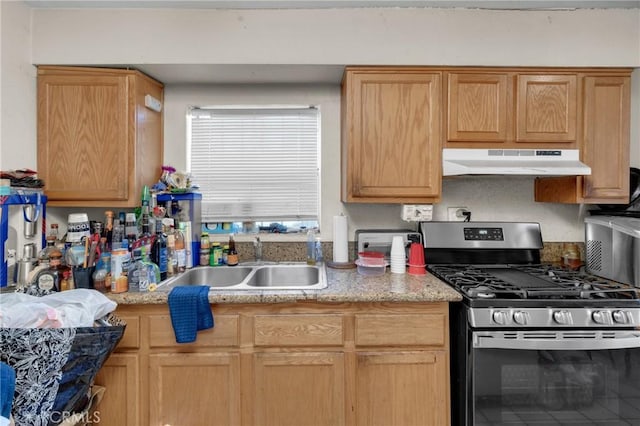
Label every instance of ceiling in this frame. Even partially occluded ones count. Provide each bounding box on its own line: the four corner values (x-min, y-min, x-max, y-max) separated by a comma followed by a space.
23, 1, 640, 9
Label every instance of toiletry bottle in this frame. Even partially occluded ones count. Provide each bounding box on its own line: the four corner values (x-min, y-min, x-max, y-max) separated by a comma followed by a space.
227, 234, 239, 266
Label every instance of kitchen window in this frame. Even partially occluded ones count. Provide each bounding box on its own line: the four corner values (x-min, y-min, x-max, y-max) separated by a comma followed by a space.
187, 106, 320, 232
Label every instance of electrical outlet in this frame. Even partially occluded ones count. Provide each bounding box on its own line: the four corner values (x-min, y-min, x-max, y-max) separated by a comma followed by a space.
447, 207, 470, 221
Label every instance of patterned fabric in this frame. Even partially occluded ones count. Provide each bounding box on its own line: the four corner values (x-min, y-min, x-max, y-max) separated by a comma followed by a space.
16, 283, 55, 297
0, 314, 125, 425
0, 328, 75, 426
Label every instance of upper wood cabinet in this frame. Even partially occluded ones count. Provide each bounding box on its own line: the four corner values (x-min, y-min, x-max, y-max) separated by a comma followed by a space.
446, 70, 578, 147
516, 74, 578, 143
341, 66, 631, 206
535, 73, 631, 204
37, 66, 164, 207
446, 72, 511, 143
341, 67, 442, 203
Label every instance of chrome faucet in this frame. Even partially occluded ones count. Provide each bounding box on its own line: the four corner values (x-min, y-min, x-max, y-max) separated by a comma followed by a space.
253, 237, 263, 263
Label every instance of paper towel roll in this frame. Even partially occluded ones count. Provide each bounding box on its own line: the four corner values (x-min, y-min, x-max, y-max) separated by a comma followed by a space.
332, 215, 349, 263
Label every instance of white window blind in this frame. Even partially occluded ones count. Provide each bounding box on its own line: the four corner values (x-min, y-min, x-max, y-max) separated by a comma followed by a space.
188, 107, 320, 223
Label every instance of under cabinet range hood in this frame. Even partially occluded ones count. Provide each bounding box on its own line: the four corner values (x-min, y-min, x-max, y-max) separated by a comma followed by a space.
442, 148, 592, 176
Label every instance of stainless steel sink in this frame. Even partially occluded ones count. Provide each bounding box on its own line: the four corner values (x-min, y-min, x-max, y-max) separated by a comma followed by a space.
161, 266, 253, 287
245, 264, 320, 288
158, 263, 327, 291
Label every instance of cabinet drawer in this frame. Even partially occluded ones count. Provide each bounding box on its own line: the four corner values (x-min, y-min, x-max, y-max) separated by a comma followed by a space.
254, 314, 343, 347
116, 315, 140, 350
355, 314, 445, 347
149, 314, 239, 348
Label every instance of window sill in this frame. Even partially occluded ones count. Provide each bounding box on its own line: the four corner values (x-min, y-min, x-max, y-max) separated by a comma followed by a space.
208, 232, 311, 244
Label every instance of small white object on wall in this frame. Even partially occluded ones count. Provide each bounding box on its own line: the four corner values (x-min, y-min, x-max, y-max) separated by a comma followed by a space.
144, 94, 162, 112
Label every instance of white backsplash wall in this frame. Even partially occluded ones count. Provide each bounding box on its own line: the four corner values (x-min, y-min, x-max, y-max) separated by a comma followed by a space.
436, 176, 585, 242
342, 176, 585, 244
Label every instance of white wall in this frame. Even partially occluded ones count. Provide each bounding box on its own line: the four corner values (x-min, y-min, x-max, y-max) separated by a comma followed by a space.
0, 1, 36, 170
2, 4, 639, 242
29, 8, 640, 67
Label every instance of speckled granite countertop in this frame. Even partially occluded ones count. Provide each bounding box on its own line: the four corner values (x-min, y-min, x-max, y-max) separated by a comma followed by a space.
106, 265, 462, 305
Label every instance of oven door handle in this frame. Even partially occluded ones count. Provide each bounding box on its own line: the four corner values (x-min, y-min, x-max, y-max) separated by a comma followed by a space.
473, 331, 640, 350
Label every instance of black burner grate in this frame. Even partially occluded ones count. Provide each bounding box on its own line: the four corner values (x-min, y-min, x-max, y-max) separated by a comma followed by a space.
428, 264, 640, 301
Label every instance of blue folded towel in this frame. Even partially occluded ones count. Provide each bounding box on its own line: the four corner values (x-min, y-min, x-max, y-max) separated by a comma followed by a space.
168, 286, 214, 343
0, 362, 15, 421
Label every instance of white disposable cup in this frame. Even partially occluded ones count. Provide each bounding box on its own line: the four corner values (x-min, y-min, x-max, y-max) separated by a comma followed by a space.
390, 236, 405, 255
390, 265, 406, 274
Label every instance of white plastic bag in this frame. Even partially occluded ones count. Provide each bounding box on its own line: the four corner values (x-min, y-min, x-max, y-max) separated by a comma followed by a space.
0, 289, 117, 328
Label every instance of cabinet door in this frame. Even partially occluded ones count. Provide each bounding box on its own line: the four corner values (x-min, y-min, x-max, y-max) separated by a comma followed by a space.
149, 353, 241, 426
253, 352, 345, 426
93, 353, 140, 426
447, 73, 510, 143
343, 71, 441, 203
355, 351, 449, 426
516, 74, 578, 143
582, 75, 630, 201
37, 73, 130, 201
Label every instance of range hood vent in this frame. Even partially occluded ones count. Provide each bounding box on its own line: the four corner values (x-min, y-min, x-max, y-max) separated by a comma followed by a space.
443, 149, 591, 176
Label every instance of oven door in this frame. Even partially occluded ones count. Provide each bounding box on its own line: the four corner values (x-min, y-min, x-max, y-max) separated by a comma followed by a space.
471, 330, 640, 426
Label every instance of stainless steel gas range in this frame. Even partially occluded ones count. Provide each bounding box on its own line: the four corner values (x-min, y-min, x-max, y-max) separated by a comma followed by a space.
420, 221, 640, 426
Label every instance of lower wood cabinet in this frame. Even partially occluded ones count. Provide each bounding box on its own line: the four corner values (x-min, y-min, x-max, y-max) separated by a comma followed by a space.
253, 352, 345, 426
93, 353, 140, 426
95, 302, 450, 426
355, 351, 448, 426
149, 353, 241, 426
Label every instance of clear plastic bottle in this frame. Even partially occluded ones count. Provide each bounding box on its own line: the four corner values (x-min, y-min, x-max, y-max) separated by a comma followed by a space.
141, 246, 159, 292
306, 230, 316, 265
314, 237, 323, 263
166, 232, 177, 277
127, 248, 145, 292
174, 224, 186, 273
111, 218, 124, 250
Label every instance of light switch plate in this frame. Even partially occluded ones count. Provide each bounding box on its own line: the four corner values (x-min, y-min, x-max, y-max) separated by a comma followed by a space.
402, 204, 433, 221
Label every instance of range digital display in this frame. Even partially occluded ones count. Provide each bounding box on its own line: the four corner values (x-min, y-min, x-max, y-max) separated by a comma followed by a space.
463, 227, 504, 241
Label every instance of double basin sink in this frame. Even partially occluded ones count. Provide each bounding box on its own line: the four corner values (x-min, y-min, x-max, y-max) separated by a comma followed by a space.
158, 263, 327, 291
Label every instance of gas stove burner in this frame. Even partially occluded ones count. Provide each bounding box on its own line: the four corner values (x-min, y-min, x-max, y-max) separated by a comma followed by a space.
466, 286, 496, 299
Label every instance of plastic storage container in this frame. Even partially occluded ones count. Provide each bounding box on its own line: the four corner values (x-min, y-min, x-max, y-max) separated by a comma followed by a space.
355, 255, 387, 276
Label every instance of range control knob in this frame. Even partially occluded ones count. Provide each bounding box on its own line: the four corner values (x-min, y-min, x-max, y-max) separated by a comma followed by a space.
492, 310, 510, 325
553, 310, 572, 325
612, 310, 631, 324
592, 310, 610, 325
513, 311, 529, 325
